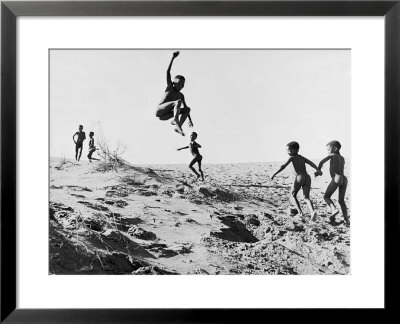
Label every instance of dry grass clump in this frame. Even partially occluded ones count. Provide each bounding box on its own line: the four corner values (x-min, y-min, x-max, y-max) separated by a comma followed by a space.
54, 156, 73, 170
96, 125, 129, 172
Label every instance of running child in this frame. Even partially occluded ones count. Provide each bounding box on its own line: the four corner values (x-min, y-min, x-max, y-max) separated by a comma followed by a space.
72, 125, 86, 161
87, 132, 99, 163
315, 140, 349, 225
155, 51, 193, 136
271, 141, 322, 221
177, 132, 204, 181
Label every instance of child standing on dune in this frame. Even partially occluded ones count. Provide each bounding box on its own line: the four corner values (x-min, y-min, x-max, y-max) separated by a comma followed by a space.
315, 140, 349, 225
271, 141, 322, 221
177, 132, 204, 181
72, 125, 86, 161
155, 51, 194, 136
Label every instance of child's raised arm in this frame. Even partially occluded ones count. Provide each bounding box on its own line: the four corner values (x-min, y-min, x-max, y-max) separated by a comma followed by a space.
271, 157, 292, 180
167, 51, 180, 86
177, 146, 189, 151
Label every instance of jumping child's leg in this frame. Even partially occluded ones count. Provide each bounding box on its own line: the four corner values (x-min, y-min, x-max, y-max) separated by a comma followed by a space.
155, 101, 179, 120
178, 107, 191, 127
170, 101, 185, 135
155, 100, 185, 135
75, 146, 79, 161
302, 174, 317, 221
324, 180, 339, 220
338, 176, 349, 225
189, 157, 200, 179
197, 158, 204, 181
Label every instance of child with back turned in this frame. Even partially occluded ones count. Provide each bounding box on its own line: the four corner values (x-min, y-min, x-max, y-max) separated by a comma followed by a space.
271, 141, 322, 221
315, 140, 349, 225
155, 51, 193, 136
177, 132, 204, 181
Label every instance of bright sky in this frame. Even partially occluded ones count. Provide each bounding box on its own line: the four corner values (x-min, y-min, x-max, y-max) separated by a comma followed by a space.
50, 49, 350, 164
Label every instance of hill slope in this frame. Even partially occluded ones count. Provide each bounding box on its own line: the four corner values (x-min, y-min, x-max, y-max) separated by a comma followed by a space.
49, 158, 350, 275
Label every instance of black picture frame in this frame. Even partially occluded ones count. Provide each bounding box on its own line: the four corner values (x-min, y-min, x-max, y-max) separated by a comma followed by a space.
1, 0, 399, 322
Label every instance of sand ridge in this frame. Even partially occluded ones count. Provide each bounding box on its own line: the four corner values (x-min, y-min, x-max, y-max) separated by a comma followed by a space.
49, 158, 350, 275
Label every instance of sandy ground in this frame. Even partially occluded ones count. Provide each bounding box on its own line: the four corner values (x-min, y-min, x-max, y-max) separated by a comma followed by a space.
49, 158, 350, 275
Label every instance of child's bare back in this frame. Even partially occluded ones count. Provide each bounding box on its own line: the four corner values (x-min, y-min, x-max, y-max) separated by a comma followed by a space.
329, 153, 346, 185
290, 155, 311, 188
272, 142, 320, 220
316, 141, 349, 225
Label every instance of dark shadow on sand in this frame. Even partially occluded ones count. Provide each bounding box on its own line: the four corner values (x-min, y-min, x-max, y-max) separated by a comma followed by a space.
224, 184, 290, 189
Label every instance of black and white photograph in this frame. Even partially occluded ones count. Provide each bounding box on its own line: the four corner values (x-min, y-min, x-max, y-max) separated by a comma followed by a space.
49, 49, 351, 275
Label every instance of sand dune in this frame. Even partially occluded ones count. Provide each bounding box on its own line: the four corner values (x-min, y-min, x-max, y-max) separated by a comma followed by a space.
49, 158, 350, 275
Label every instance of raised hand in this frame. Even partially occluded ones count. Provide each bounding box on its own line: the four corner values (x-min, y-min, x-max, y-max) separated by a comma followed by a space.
172, 51, 180, 58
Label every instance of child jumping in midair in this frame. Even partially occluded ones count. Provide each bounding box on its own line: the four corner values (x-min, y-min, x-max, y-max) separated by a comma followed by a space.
315, 140, 349, 225
271, 141, 322, 221
177, 132, 204, 181
155, 51, 193, 136
72, 125, 86, 161
87, 132, 100, 163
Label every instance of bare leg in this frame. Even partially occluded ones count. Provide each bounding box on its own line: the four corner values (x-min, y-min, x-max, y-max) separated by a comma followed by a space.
169, 100, 185, 135
178, 107, 191, 127
173, 100, 182, 123
158, 111, 174, 121
338, 176, 349, 224
87, 149, 100, 162
302, 174, 317, 220
155, 101, 184, 135
78, 147, 83, 161
159, 108, 190, 126
87, 149, 93, 162
197, 158, 204, 181
75, 147, 78, 161
291, 180, 303, 216
324, 180, 339, 220
155, 100, 180, 119
189, 157, 200, 179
